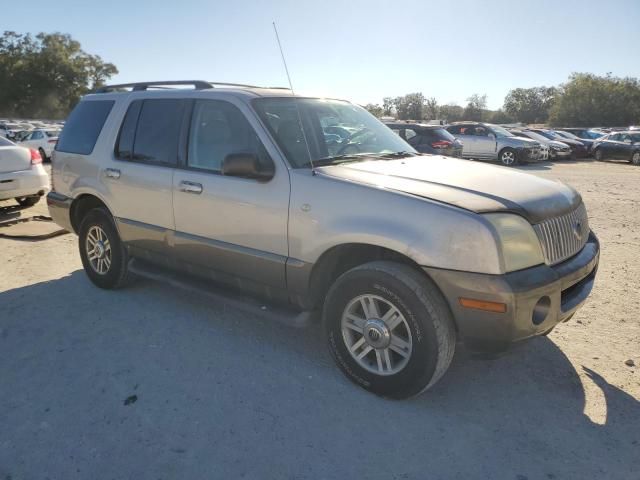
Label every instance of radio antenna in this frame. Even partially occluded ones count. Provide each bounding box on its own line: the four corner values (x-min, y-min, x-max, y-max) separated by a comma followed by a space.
273, 22, 295, 94
272, 21, 315, 172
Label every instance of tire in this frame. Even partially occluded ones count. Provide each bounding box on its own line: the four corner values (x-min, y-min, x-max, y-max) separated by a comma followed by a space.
594, 148, 603, 161
15, 195, 40, 207
78, 207, 130, 289
323, 261, 456, 399
38, 147, 47, 162
498, 148, 518, 167
631, 151, 640, 166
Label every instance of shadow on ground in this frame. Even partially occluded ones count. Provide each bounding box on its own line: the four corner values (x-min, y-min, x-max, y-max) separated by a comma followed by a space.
1, 271, 638, 479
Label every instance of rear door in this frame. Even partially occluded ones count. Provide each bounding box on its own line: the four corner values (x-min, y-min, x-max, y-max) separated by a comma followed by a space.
102, 98, 184, 254
171, 98, 290, 294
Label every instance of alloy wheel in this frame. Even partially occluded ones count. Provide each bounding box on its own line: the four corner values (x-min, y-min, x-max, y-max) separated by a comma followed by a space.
632, 152, 640, 165
85, 225, 112, 275
501, 151, 515, 165
341, 294, 413, 376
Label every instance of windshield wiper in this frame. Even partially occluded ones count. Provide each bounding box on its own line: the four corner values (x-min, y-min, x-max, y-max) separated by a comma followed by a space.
369, 151, 417, 159
311, 151, 416, 167
311, 153, 373, 167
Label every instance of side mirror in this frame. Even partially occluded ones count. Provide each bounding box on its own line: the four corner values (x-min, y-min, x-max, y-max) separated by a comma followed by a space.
222, 153, 274, 181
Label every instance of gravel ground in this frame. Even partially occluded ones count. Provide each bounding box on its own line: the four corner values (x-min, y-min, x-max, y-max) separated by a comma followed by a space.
0, 160, 638, 480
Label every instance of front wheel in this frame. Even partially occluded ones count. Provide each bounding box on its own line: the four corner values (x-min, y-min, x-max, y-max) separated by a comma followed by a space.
594, 148, 603, 161
499, 148, 518, 166
78, 207, 130, 289
324, 261, 456, 399
631, 151, 640, 165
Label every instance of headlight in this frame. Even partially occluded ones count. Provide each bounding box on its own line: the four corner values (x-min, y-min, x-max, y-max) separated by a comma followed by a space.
550, 145, 562, 150
484, 214, 544, 272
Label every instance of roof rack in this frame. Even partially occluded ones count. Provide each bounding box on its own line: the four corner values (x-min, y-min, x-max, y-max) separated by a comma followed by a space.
93, 80, 213, 93
93, 80, 292, 94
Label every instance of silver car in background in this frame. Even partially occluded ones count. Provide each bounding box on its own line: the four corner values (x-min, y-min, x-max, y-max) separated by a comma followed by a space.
446, 122, 541, 166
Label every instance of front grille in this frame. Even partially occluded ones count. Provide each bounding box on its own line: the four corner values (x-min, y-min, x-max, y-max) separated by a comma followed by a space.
533, 203, 589, 265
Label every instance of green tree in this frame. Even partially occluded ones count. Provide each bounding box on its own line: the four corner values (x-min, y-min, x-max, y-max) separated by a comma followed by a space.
503, 86, 557, 124
393, 92, 425, 120
439, 103, 464, 123
363, 103, 383, 117
548, 73, 640, 127
0, 31, 118, 118
382, 97, 395, 116
424, 97, 439, 120
486, 109, 514, 124
464, 94, 487, 121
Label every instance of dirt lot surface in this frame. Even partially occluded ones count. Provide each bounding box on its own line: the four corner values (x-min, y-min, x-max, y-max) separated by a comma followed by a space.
1, 160, 638, 479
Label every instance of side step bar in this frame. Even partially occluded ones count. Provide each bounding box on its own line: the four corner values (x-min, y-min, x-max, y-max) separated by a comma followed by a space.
128, 258, 315, 329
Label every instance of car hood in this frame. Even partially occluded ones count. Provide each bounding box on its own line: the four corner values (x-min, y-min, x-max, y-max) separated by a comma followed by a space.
549, 140, 570, 148
316, 156, 581, 224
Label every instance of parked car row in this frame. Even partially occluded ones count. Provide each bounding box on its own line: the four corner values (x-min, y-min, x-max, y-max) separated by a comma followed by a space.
0, 119, 62, 161
382, 120, 640, 167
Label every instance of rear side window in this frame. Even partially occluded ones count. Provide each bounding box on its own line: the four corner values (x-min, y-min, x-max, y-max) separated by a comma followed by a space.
115, 99, 185, 165
56, 100, 114, 154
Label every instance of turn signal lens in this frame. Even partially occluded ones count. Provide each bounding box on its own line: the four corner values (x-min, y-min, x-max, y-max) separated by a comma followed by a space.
459, 298, 507, 313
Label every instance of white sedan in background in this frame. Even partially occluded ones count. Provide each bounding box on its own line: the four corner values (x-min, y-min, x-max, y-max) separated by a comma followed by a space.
0, 137, 50, 207
19, 129, 60, 161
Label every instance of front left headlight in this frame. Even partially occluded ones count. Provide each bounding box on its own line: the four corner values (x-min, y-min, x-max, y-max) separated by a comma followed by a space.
484, 213, 544, 272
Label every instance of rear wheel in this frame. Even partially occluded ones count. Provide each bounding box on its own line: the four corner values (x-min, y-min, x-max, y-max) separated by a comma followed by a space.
499, 148, 518, 167
78, 207, 130, 289
324, 261, 456, 399
631, 151, 640, 165
15, 196, 40, 207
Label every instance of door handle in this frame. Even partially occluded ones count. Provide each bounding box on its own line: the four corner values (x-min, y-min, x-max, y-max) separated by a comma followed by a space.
179, 181, 203, 194
104, 168, 121, 179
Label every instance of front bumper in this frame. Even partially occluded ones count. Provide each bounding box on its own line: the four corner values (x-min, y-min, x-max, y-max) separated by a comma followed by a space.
424, 232, 599, 354
46, 191, 74, 232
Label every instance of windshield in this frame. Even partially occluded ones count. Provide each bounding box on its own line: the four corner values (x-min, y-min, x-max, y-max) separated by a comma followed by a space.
516, 130, 547, 142
253, 98, 415, 168
489, 125, 513, 138
556, 130, 580, 140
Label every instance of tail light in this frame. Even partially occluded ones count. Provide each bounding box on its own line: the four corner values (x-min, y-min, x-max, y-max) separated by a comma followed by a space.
48, 139, 57, 144
431, 140, 453, 149
30, 148, 42, 165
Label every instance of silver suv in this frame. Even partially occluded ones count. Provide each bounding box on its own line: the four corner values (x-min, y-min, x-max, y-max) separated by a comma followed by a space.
47, 81, 599, 398
446, 122, 541, 166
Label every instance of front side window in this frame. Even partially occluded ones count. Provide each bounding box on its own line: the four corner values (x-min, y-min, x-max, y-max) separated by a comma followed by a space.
187, 100, 272, 173
32, 131, 44, 140
56, 100, 114, 155
253, 98, 414, 168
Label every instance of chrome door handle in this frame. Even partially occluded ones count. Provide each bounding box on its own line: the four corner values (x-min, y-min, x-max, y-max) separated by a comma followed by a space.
179, 181, 203, 194
104, 168, 121, 179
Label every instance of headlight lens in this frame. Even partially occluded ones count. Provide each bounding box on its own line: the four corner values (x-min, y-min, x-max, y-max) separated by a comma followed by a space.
484, 214, 544, 272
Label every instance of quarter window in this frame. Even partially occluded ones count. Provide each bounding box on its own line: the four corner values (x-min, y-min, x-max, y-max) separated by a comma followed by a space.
56, 100, 114, 155
187, 100, 272, 173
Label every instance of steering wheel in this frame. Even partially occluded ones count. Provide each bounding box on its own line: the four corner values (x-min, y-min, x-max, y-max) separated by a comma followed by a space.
336, 141, 363, 155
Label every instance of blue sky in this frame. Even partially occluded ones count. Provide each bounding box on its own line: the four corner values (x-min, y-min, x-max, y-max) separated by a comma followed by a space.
7, 0, 640, 109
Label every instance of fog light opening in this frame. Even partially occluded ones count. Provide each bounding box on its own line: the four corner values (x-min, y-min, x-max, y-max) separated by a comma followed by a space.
532, 296, 551, 325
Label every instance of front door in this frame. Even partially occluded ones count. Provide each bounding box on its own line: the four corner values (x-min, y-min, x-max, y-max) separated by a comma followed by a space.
471, 126, 497, 159
171, 98, 290, 296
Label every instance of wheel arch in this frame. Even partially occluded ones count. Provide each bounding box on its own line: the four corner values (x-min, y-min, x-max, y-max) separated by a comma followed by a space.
69, 194, 114, 234
303, 243, 453, 323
